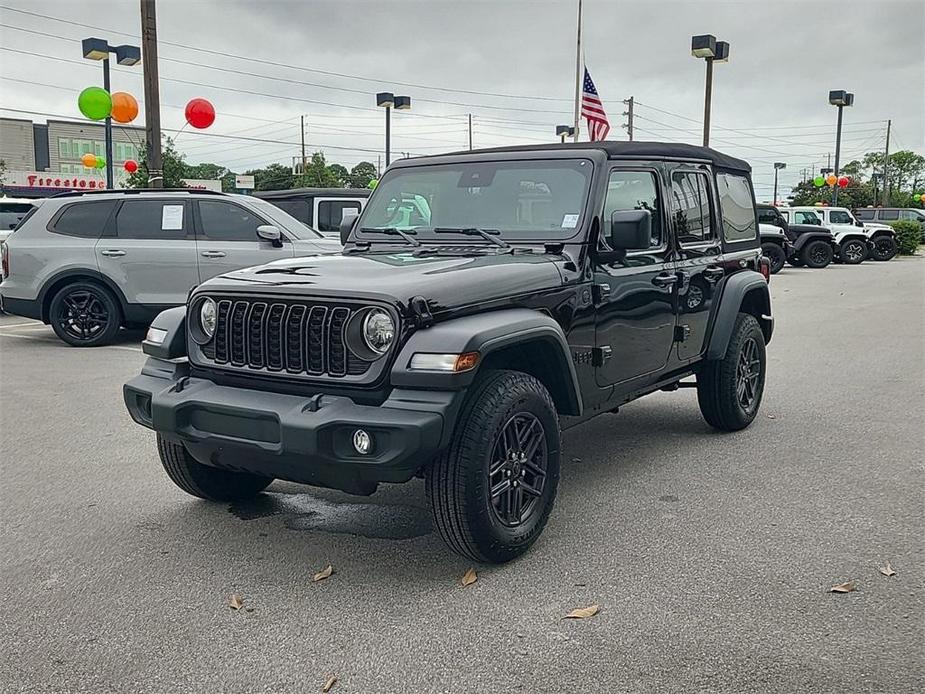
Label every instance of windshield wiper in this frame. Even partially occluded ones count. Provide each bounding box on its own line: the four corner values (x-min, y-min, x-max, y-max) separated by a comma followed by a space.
359, 227, 420, 247
432, 227, 510, 248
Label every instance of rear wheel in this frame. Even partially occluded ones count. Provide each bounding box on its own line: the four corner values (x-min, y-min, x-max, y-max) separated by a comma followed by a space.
48, 281, 122, 347
761, 242, 786, 274
801, 240, 834, 268
157, 435, 273, 501
839, 238, 868, 264
870, 235, 898, 261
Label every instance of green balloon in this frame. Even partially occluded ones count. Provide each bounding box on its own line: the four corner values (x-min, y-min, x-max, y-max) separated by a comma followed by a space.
367, 178, 378, 190
813, 175, 825, 187
95, 156, 106, 169
78, 86, 112, 121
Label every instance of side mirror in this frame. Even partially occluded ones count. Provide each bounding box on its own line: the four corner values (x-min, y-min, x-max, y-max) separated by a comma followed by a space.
340, 211, 359, 245
855, 220, 864, 227
256, 225, 283, 248
609, 209, 651, 250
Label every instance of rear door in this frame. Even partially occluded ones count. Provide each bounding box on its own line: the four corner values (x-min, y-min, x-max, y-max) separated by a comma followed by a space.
669, 165, 722, 361
98, 198, 199, 306
193, 199, 295, 281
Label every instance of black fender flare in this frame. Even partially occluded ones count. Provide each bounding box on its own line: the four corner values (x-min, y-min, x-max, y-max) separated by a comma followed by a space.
391, 308, 582, 415
706, 271, 772, 360
790, 232, 833, 252
142, 306, 187, 359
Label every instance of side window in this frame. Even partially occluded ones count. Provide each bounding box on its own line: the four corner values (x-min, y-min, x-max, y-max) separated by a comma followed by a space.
115, 200, 187, 240
901, 210, 924, 221
198, 200, 266, 241
716, 172, 757, 243
317, 200, 363, 232
795, 211, 820, 225
50, 201, 117, 238
880, 209, 900, 220
756, 208, 778, 225
854, 209, 874, 221
829, 210, 853, 224
272, 199, 312, 224
603, 170, 662, 248
670, 171, 713, 244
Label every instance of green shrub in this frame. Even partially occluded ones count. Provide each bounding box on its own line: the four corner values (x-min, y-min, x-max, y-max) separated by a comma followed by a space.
890, 220, 922, 255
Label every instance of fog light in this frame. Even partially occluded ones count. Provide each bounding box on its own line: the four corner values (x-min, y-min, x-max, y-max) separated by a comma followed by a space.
353, 429, 372, 455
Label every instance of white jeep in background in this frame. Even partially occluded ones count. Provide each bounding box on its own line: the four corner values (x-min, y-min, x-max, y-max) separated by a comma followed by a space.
786, 206, 898, 262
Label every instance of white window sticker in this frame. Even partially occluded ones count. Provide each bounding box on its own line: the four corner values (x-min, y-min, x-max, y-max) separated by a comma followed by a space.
561, 213, 579, 228
161, 204, 184, 230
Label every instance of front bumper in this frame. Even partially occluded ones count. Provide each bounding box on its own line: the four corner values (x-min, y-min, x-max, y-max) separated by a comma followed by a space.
124, 358, 463, 494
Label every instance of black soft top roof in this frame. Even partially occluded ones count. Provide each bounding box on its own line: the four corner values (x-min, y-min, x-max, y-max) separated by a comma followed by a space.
434, 141, 751, 174
254, 187, 370, 199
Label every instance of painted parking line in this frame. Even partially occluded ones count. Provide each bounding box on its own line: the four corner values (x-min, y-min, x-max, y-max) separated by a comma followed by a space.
0, 321, 45, 329
0, 331, 143, 353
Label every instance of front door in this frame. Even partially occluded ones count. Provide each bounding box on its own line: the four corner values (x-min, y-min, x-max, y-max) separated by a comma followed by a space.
193, 199, 294, 282
668, 166, 723, 360
97, 198, 199, 306
594, 166, 677, 387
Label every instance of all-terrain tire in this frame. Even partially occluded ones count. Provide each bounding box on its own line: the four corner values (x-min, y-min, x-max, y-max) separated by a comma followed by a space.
761, 242, 786, 274
697, 313, 767, 432
49, 281, 122, 347
801, 240, 834, 268
157, 434, 273, 501
839, 238, 868, 265
870, 235, 898, 261
426, 370, 560, 563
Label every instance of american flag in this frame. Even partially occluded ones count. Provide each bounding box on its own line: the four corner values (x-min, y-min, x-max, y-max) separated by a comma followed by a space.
580, 67, 610, 141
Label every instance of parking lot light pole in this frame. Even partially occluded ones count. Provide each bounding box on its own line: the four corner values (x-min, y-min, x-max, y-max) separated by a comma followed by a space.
828, 89, 854, 205
555, 125, 575, 143
81, 38, 141, 189
773, 162, 786, 205
376, 92, 411, 168
691, 35, 729, 147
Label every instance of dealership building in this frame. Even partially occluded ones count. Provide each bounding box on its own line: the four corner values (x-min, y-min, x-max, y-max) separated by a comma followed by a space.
0, 117, 145, 198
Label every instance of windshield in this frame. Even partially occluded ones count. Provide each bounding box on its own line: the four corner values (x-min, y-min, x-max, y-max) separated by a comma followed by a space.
357, 159, 593, 241
244, 197, 323, 239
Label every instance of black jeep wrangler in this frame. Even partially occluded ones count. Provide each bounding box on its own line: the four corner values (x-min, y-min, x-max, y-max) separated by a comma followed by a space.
124, 142, 773, 563
757, 204, 836, 270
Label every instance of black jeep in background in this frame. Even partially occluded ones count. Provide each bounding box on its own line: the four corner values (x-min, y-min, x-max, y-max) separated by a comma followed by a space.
757, 203, 835, 269
125, 142, 773, 563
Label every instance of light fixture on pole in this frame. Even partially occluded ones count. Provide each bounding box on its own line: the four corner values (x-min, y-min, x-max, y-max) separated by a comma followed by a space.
773, 162, 786, 205
81, 37, 141, 189
376, 92, 411, 168
556, 125, 575, 143
828, 89, 854, 205
691, 35, 729, 147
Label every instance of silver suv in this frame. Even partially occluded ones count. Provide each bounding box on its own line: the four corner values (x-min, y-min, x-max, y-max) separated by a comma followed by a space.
0, 189, 340, 346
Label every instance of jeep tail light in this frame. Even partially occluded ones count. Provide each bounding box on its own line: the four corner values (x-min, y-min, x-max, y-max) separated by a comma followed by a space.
758, 256, 771, 282
409, 352, 479, 372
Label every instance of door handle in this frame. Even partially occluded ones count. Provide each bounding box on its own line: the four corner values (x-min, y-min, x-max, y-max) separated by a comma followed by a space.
200, 251, 226, 258
703, 266, 725, 281
100, 249, 126, 257
652, 272, 678, 287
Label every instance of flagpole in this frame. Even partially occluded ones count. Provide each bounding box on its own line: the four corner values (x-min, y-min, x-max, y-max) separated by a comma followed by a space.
572, 0, 582, 142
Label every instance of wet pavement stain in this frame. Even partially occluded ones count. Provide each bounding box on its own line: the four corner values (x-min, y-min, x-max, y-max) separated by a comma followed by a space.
228, 492, 432, 540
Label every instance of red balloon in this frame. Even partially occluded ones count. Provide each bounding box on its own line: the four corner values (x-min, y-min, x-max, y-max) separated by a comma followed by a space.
837, 176, 849, 188
124, 159, 138, 173
185, 98, 215, 129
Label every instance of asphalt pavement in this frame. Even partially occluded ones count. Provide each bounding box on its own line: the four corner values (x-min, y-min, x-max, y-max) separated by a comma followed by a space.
1, 257, 923, 694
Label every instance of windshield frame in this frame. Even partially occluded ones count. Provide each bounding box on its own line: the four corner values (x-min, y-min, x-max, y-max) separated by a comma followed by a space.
354, 155, 598, 244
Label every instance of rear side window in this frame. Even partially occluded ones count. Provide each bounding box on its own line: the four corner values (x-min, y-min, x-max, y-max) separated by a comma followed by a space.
854, 209, 874, 221
50, 201, 117, 238
115, 200, 187, 239
716, 172, 756, 243
670, 171, 713, 244
317, 200, 362, 232
879, 209, 900, 220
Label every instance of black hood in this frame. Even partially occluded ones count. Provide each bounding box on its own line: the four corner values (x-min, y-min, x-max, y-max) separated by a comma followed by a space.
197, 249, 567, 314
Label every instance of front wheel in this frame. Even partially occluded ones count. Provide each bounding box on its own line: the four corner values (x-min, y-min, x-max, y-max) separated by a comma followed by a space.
839, 238, 868, 264
870, 235, 898, 261
761, 242, 786, 274
801, 240, 834, 268
697, 313, 767, 431
49, 281, 122, 347
426, 370, 560, 563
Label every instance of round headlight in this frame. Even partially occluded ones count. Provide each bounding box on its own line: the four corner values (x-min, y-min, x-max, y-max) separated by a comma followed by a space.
199, 298, 216, 339
362, 309, 394, 354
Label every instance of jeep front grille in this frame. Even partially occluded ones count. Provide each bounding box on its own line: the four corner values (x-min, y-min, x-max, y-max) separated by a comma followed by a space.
201, 298, 370, 378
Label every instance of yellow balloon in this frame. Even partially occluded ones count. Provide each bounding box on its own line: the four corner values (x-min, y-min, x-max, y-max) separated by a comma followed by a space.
81, 153, 97, 168
825, 174, 837, 186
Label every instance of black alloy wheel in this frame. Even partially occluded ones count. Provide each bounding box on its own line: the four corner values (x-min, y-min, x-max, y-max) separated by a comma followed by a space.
488, 413, 548, 527
735, 336, 762, 414
801, 240, 834, 269
761, 243, 786, 274
49, 282, 121, 347
839, 239, 868, 264
870, 235, 898, 261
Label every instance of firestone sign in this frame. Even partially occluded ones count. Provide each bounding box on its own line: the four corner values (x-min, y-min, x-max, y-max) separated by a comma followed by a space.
3, 170, 110, 191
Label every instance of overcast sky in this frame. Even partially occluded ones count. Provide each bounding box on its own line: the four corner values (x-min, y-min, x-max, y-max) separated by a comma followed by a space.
1, 0, 923, 198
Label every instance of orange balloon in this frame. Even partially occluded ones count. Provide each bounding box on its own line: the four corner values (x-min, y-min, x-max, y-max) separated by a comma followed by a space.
81, 152, 97, 168
110, 92, 139, 123
825, 174, 837, 186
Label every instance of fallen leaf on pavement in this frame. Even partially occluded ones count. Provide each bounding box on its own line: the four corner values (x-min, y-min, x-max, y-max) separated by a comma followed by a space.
228, 594, 244, 610
322, 674, 338, 692
766, 413, 776, 419
313, 565, 334, 582
879, 562, 896, 577
461, 568, 478, 586
830, 582, 856, 593
564, 604, 600, 619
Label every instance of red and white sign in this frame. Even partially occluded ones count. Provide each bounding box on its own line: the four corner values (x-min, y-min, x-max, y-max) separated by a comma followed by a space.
3, 169, 108, 191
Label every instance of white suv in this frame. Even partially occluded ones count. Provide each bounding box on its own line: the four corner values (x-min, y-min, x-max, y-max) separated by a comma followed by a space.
786, 206, 897, 262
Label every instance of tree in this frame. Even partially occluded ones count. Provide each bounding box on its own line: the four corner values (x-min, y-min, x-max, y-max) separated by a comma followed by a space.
125, 138, 189, 188
248, 163, 294, 191
298, 152, 340, 188
327, 163, 350, 188
347, 161, 377, 188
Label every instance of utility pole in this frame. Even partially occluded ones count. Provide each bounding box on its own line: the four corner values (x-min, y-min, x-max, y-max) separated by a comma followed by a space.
572, 0, 582, 142
300, 114, 307, 178
622, 96, 634, 141
468, 113, 472, 151
882, 119, 891, 206
826, 152, 831, 170
140, 0, 163, 187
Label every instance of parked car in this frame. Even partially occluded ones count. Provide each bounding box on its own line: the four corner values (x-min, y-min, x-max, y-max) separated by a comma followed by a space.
789, 205, 897, 262
854, 207, 925, 242
124, 141, 773, 563
759, 204, 835, 269
253, 187, 370, 238
0, 197, 39, 244
0, 189, 340, 346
